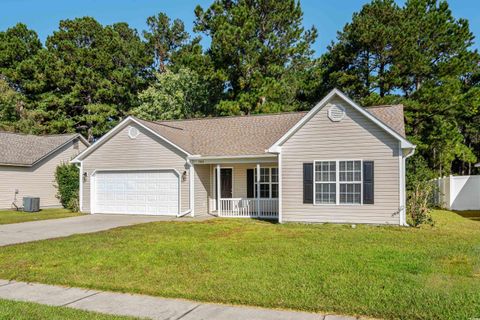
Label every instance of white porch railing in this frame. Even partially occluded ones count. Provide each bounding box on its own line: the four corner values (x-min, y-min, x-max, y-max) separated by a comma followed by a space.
218, 198, 278, 219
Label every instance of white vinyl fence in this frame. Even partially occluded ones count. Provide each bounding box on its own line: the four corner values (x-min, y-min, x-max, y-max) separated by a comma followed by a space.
434, 175, 480, 210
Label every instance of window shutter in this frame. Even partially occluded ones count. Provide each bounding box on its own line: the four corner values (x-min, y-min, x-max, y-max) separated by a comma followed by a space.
303, 163, 313, 204
247, 169, 254, 198
363, 161, 374, 204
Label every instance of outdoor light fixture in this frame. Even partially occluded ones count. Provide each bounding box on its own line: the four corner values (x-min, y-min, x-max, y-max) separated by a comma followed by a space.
182, 171, 187, 182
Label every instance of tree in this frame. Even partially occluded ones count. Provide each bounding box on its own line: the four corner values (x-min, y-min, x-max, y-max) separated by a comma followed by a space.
0, 23, 42, 82
0, 77, 24, 129
143, 12, 190, 73
320, 0, 480, 176
397, 0, 477, 96
132, 68, 209, 120
320, 0, 401, 99
194, 0, 318, 115
36, 17, 152, 140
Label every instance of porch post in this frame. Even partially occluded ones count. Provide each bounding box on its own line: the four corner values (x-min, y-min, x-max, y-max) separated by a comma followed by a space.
256, 163, 260, 216
216, 164, 221, 215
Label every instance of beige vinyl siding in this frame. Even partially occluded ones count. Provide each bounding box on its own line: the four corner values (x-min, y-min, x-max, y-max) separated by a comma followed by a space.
194, 164, 210, 216
281, 96, 401, 225
81, 123, 190, 213
207, 162, 278, 212
0, 139, 87, 209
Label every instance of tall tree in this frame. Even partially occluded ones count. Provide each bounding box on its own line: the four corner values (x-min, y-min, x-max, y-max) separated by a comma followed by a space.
320, 0, 479, 176
132, 67, 209, 120
36, 17, 152, 140
0, 23, 42, 83
194, 0, 318, 115
143, 12, 190, 73
320, 0, 401, 99
0, 77, 24, 129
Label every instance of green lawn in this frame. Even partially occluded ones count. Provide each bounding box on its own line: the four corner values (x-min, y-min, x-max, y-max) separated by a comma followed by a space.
0, 208, 82, 224
0, 299, 138, 320
0, 210, 478, 319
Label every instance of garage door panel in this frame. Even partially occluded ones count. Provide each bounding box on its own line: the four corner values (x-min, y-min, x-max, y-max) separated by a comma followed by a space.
94, 170, 179, 215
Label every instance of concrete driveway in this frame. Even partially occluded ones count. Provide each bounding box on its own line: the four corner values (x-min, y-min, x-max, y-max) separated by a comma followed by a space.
0, 214, 175, 246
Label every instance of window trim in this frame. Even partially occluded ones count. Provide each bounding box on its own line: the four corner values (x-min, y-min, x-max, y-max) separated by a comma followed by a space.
313, 159, 363, 206
253, 166, 278, 199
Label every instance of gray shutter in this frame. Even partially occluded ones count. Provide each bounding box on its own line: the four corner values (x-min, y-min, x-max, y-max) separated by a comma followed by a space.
303, 163, 313, 204
247, 169, 254, 198
363, 161, 374, 204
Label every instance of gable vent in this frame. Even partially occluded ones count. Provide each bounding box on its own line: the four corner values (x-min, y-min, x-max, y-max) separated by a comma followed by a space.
128, 126, 140, 139
327, 104, 345, 122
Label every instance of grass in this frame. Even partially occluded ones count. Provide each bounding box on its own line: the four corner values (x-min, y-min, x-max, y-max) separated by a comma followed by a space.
0, 208, 82, 225
0, 210, 478, 319
0, 299, 138, 320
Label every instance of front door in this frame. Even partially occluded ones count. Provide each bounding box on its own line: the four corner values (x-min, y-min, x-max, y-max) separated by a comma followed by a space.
215, 168, 233, 202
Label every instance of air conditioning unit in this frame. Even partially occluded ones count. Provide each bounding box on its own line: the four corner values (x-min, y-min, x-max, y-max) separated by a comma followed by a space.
23, 197, 40, 212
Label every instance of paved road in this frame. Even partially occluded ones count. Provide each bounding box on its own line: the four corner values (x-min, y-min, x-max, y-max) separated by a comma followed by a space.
0, 280, 359, 320
0, 214, 175, 246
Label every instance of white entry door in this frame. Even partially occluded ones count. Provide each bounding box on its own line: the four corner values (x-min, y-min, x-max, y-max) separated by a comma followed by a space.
93, 170, 179, 215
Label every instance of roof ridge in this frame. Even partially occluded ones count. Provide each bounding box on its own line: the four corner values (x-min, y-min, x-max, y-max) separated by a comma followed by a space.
365, 104, 404, 109
0, 131, 79, 138
136, 110, 308, 125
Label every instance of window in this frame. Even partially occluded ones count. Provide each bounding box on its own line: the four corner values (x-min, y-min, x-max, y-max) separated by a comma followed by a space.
339, 161, 362, 204
314, 160, 362, 205
254, 167, 278, 198
314, 161, 336, 204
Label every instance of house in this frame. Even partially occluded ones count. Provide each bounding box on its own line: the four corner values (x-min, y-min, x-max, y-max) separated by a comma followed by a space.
0, 132, 89, 209
72, 89, 415, 225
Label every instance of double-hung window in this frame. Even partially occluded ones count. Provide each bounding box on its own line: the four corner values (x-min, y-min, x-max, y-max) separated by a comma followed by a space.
314, 161, 336, 204
254, 167, 278, 198
339, 161, 362, 204
314, 160, 362, 205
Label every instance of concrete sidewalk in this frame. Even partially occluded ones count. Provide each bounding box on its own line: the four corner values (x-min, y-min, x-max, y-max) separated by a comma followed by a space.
0, 280, 359, 320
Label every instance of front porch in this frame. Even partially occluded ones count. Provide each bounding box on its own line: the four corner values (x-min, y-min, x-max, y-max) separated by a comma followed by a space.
192, 157, 279, 219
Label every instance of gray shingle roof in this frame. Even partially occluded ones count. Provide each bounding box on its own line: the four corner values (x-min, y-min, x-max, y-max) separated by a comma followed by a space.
136, 112, 307, 156
0, 132, 82, 166
365, 104, 406, 138
134, 104, 405, 156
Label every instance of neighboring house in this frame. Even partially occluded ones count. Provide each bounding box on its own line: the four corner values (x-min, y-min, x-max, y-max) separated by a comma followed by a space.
0, 132, 89, 209
72, 89, 415, 225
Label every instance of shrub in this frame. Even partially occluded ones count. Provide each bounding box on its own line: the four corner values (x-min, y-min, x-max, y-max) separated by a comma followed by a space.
406, 155, 435, 227
55, 162, 79, 211
407, 180, 434, 227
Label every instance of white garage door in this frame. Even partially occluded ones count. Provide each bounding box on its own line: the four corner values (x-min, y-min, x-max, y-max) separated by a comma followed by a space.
93, 170, 179, 215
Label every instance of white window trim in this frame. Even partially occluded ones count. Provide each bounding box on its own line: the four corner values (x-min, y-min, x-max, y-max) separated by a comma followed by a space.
254, 167, 278, 199
313, 159, 363, 206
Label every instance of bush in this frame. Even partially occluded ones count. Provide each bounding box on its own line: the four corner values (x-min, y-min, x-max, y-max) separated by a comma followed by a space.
55, 162, 79, 211
407, 180, 434, 227
406, 155, 435, 227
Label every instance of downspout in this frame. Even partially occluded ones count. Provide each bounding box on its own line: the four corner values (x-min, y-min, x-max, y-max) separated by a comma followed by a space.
401, 147, 416, 226
75, 162, 83, 213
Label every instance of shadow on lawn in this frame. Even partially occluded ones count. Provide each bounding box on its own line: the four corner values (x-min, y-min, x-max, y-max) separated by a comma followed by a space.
453, 210, 480, 221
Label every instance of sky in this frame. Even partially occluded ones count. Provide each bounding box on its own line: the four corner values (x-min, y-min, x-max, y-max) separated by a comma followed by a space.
0, 0, 479, 56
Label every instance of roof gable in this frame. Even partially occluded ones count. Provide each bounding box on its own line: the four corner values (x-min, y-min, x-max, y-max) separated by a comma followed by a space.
72, 117, 192, 163
0, 132, 88, 166
268, 89, 414, 151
